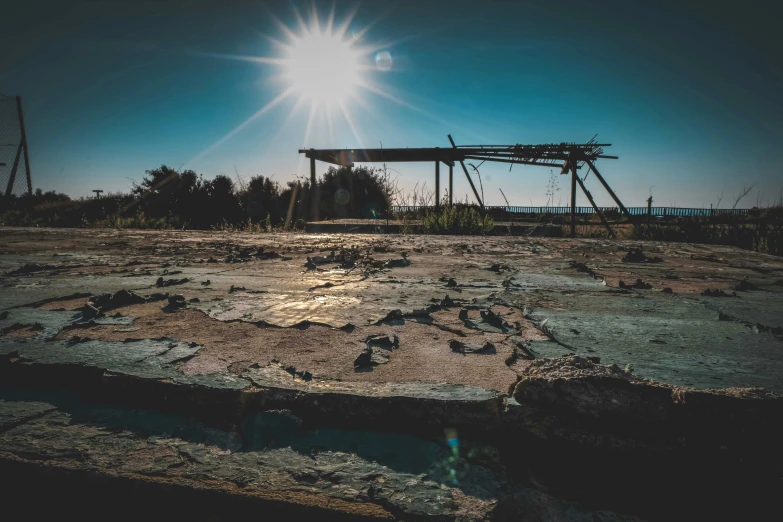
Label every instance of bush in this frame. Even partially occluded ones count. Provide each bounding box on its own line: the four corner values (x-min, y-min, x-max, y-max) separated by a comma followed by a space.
423, 205, 494, 235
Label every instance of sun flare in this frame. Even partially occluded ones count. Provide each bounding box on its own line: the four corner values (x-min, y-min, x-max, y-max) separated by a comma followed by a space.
189, 5, 429, 166
283, 31, 361, 106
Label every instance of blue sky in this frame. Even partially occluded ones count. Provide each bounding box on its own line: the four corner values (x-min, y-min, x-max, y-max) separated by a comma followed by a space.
2, 0, 781, 207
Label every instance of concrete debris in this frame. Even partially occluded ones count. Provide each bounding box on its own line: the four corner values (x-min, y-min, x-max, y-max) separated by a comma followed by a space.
364, 333, 399, 349
155, 277, 190, 287
353, 346, 390, 368
165, 294, 186, 310
622, 248, 663, 263
78, 303, 103, 320
376, 309, 404, 324
254, 247, 282, 259
619, 278, 653, 290
734, 278, 760, 292
6, 263, 82, 275
487, 263, 512, 272
384, 253, 410, 268
440, 295, 455, 307
702, 288, 738, 297
450, 339, 495, 354
90, 289, 148, 310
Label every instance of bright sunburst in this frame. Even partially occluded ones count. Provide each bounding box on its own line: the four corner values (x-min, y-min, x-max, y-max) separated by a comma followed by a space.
283, 29, 361, 106
188, 4, 449, 167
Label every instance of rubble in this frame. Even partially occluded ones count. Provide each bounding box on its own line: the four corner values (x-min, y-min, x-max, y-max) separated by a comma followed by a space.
450, 339, 496, 354
621, 248, 662, 263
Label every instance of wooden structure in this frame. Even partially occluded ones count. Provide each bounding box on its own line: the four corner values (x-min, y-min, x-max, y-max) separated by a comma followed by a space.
299, 135, 631, 236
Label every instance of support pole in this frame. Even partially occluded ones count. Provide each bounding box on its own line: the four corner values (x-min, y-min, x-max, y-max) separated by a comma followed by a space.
584, 159, 638, 231
572, 164, 614, 238
435, 161, 440, 208
449, 164, 453, 206
5, 143, 22, 197
309, 152, 317, 221
570, 163, 577, 237
16, 97, 32, 195
447, 134, 484, 208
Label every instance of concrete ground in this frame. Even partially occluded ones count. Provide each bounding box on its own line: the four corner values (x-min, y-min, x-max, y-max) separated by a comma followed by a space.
1, 227, 782, 520
2, 227, 781, 392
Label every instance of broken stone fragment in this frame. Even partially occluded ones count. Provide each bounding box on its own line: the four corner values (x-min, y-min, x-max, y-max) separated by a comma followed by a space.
440, 295, 455, 307
377, 309, 404, 324
488, 263, 511, 272
702, 288, 738, 298
384, 254, 410, 268
0, 310, 8, 320
480, 309, 505, 327
621, 248, 662, 263
89, 289, 146, 310
156, 277, 190, 288
733, 279, 759, 292
79, 303, 103, 321
446, 278, 458, 287
354, 346, 389, 369
450, 339, 495, 354
618, 279, 652, 290
166, 294, 187, 309
364, 333, 399, 349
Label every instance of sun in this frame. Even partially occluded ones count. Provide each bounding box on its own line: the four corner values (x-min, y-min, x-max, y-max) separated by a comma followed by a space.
189, 4, 431, 165
283, 30, 361, 107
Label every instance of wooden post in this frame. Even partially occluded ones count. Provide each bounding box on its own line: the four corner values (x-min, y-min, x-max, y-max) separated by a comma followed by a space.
447, 134, 484, 208
570, 163, 577, 237
309, 152, 317, 221
449, 164, 453, 206
584, 159, 639, 231
4, 143, 22, 197
16, 97, 32, 195
435, 161, 440, 208
572, 164, 614, 238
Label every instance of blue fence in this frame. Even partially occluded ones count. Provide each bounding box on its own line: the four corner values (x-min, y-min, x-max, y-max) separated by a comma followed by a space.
391, 206, 752, 218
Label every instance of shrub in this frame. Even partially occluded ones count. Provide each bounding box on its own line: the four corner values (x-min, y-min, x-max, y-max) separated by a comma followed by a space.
423, 205, 494, 235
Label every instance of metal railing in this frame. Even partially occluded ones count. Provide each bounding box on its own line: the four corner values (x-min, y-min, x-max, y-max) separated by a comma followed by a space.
391, 205, 752, 218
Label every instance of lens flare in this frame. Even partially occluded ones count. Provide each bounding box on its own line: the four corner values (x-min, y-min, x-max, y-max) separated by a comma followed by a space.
375, 51, 392, 71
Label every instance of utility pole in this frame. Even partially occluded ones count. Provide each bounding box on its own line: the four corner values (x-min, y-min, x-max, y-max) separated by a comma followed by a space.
4, 96, 32, 197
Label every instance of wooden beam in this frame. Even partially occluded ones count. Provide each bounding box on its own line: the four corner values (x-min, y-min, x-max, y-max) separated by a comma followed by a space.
447, 135, 484, 208
584, 159, 638, 231
570, 164, 577, 237
449, 164, 453, 206
16, 97, 32, 195
571, 164, 614, 238
4, 143, 23, 197
435, 161, 440, 208
309, 153, 317, 221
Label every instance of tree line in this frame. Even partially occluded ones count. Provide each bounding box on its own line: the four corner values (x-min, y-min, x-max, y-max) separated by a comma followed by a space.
0, 165, 392, 229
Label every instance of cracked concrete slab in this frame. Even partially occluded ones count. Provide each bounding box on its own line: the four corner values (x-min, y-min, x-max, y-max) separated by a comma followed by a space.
2, 227, 783, 519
